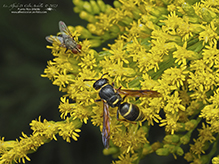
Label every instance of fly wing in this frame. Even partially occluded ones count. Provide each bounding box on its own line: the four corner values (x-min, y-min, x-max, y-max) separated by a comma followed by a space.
59, 21, 73, 38
59, 21, 82, 53
45, 35, 63, 45
102, 101, 110, 149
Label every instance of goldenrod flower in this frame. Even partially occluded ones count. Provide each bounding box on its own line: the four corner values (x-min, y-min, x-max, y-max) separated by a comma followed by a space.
112, 153, 138, 164
57, 118, 82, 142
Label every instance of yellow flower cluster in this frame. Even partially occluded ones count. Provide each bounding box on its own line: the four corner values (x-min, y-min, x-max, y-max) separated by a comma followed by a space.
1, 0, 219, 163
0, 117, 82, 164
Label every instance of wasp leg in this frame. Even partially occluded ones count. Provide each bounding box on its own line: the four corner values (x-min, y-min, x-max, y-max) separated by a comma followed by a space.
122, 95, 127, 101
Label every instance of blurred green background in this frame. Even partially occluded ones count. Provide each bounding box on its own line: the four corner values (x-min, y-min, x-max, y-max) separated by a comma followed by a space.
0, 0, 114, 163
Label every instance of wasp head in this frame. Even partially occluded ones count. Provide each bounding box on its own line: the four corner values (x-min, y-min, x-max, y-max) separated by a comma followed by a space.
93, 78, 109, 90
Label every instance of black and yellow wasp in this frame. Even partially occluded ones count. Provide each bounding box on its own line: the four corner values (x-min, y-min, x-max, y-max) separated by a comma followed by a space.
84, 73, 161, 148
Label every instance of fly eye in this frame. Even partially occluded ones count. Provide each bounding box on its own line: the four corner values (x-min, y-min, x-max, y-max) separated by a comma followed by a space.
76, 44, 82, 50
72, 49, 78, 54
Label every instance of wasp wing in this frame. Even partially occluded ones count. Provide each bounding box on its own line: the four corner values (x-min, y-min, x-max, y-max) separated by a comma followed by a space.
115, 88, 161, 98
102, 101, 110, 149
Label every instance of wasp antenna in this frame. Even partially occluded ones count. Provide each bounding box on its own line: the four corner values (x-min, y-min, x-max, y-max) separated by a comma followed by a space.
101, 73, 109, 79
83, 79, 96, 82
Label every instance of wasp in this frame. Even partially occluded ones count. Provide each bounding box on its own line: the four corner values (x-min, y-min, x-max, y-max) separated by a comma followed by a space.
46, 21, 82, 54
84, 73, 161, 148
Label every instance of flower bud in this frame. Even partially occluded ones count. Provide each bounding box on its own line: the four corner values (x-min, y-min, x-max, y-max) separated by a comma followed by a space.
89, 39, 102, 47
79, 11, 97, 22
185, 119, 198, 131
87, 23, 97, 34
146, 21, 159, 30
156, 6, 168, 15
183, 15, 200, 23
72, 0, 84, 7
190, 24, 204, 34
161, 0, 171, 5
83, 1, 93, 13
140, 24, 152, 35
147, 6, 167, 17
182, 2, 195, 16
175, 146, 184, 156
79, 10, 89, 20
121, 17, 133, 25
212, 157, 219, 164
90, 0, 100, 14
113, 0, 122, 8
75, 25, 92, 38
180, 132, 191, 145
201, 8, 217, 22
103, 146, 119, 155
132, 7, 141, 19
105, 4, 112, 14
213, 18, 219, 34
73, 6, 81, 13
101, 32, 112, 40
97, 0, 106, 12
184, 152, 193, 162
150, 143, 161, 153
109, 25, 120, 33
164, 134, 180, 143
175, 122, 185, 132
156, 148, 170, 156
163, 144, 175, 153
141, 14, 159, 23
142, 143, 153, 155
123, 68, 136, 77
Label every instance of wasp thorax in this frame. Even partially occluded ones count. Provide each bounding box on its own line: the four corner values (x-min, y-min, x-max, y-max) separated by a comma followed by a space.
93, 78, 109, 90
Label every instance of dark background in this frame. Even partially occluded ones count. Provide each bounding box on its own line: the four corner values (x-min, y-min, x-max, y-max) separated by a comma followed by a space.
0, 0, 114, 163
0, 0, 196, 163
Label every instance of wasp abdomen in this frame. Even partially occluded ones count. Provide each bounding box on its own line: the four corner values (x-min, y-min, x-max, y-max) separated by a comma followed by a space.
119, 102, 144, 121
